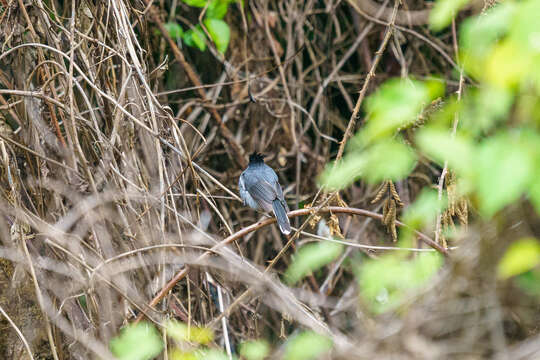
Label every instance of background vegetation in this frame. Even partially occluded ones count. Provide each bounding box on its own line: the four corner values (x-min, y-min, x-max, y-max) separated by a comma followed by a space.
1, 0, 540, 359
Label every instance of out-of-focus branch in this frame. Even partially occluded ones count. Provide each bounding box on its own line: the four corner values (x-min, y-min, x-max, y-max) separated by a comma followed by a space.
352, 0, 430, 26
134, 205, 448, 324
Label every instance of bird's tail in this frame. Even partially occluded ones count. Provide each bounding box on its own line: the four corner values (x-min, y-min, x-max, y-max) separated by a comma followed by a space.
272, 199, 291, 235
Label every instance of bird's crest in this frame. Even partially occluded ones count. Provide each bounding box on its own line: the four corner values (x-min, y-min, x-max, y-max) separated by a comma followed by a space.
249, 152, 265, 164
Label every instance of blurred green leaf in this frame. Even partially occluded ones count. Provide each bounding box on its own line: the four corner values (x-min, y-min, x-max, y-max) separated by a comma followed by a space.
194, 349, 229, 360
204, 18, 230, 54
183, 26, 207, 51
460, 2, 516, 78
475, 133, 533, 217
164, 22, 184, 40
170, 349, 231, 360
239, 340, 270, 360
507, 0, 540, 52
320, 139, 416, 189
498, 237, 540, 279
284, 331, 332, 360
169, 349, 197, 360
416, 127, 473, 177
530, 172, 540, 215
182, 0, 208, 7
165, 320, 213, 344
485, 40, 530, 88
532, 56, 540, 93
429, 0, 470, 31
362, 79, 437, 143
465, 86, 514, 134
402, 188, 446, 230
206, 0, 231, 19
318, 152, 365, 190
285, 241, 343, 284
515, 269, 540, 297
110, 322, 163, 360
362, 140, 416, 183
358, 252, 443, 313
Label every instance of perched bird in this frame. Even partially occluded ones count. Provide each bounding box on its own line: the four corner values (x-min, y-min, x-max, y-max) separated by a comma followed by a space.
239, 152, 291, 235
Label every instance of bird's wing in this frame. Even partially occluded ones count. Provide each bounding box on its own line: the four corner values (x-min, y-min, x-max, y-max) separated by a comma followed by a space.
238, 173, 248, 205
248, 180, 277, 204
261, 165, 289, 211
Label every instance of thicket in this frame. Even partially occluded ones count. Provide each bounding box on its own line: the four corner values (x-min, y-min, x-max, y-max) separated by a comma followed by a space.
1, 0, 540, 359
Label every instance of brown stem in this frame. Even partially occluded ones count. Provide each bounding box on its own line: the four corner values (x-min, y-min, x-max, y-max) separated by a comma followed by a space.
145, 1, 247, 168
335, 0, 400, 163
352, 0, 430, 26
134, 204, 448, 324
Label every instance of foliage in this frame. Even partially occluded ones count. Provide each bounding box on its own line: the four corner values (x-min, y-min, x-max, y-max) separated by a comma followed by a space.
2, 0, 540, 359
283, 331, 333, 360
163, 0, 235, 54
239, 340, 270, 360
165, 320, 214, 345
284, 241, 343, 284
357, 252, 443, 313
322, 0, 540, 223
498, 238, 540, 279
110, 323, 163, 360
320, 0, 540, 321
320, 79, 442, 189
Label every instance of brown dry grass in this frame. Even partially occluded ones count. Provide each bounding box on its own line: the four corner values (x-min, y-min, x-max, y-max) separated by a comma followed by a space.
0, 0, 539, 359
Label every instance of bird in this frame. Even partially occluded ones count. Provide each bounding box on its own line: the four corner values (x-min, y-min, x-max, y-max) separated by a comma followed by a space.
239, 152, 291, 235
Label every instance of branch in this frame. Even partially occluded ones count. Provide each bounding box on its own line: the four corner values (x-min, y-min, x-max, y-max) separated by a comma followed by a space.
145, 1, 247, 168
353, 0, 430, 26
134, 205, 448, 323
336, 0, 400, 162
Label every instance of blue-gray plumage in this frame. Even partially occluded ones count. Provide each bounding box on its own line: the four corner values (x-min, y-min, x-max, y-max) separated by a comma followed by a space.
239, 153, 291, 235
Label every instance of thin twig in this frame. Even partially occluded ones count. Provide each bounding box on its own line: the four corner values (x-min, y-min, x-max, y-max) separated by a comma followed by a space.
434, 18, 465, 244
335, 0, 401, 162
134, 203, 447, 323
0, 304, 35, 360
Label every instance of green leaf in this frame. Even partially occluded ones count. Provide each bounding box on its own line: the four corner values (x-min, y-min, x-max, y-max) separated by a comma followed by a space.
285, 241, 343, 284
194, 349, 229, 360
318, 153, 365, 190
239, 340, 270, 360
429, 0, 470, 31
319, 139, 416, 189
475, 133, 533, 217
459, 2, 516, 78
507, 0, 540, 52
204, 18, 230, 54
284, 331, 332, 360
521, 131, 540, 214
363, 140, 416, 183
169, 348, 230, 360
169, 349, 196, 360
498, 237, 540, 279
530, 171, 540, 215
182, 0, 208, 7
206, 0, 231, 19
164, 22, 184, 40
464, 86, 514, 134
416, 127, 473, 177
402, 188, 446, 230
515, 269, 540, 297
183, 26, 207, 51
362, 78, 435, 144
110, 322, 163, 360
485, 40, 531, 88
165, 320, 214, 344
358, 253, 443, 313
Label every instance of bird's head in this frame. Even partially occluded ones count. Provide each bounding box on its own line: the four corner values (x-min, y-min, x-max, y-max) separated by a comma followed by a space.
248, 152, 265, 164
